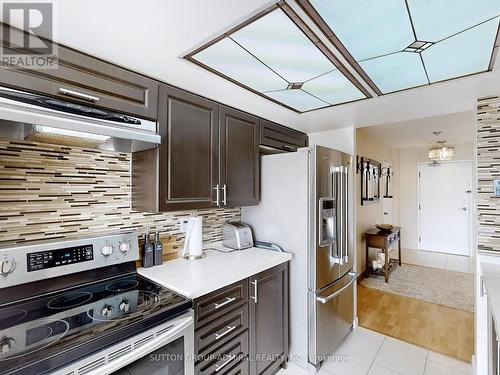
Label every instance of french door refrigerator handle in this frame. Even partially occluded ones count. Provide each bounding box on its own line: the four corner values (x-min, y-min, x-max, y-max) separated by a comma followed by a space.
332, 167, 344, 265
343, 167, 349, 263
316, 272, 359, 304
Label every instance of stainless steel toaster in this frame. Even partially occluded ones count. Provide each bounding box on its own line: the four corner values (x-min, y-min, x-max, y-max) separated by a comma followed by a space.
222, 221, 254, 250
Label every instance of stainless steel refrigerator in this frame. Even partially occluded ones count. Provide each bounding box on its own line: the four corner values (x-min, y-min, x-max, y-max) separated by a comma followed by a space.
242, 145, 357, 371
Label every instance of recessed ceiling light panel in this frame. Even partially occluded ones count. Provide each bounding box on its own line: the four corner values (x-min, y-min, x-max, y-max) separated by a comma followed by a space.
186, 5, 368, 113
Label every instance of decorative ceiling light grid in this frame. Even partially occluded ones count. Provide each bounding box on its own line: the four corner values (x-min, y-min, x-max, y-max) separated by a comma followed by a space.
186, 0, 500, 113
185, 3, 370, 113
302, 0, 500, 94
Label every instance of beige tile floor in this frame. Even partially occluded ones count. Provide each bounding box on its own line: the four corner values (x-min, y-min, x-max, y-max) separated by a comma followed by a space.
399, 248, 474, 274
277, 327, 471, 375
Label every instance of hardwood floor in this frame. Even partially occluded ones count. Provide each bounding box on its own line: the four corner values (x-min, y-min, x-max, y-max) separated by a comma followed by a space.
357, 283, 474, 362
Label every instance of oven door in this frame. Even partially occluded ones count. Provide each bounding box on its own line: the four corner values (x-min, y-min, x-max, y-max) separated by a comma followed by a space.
52, 310, 194, 375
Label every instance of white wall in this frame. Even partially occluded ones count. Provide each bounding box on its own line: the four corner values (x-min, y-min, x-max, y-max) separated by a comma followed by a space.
398, 143, 474, 250
355, 128, 400, 273
308, 126, 355, 155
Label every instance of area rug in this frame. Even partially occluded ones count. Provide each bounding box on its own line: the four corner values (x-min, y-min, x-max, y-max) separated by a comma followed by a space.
360, 264, 474, 312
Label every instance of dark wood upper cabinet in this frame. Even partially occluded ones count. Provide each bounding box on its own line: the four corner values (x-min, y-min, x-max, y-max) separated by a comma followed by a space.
0, 24, 158, 120
260, 119, 308, 153
158, 85, 219, 211
249, 263, 289, 375
219, 106, 260, 207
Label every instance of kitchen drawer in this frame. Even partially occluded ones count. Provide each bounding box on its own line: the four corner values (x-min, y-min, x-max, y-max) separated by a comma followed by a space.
219, 358, 249, 375
196, 303, 249, 354
196, 331, 249, 375
194, 279, 249, 328
0, 24, 158, 120
260, 119, 308, 152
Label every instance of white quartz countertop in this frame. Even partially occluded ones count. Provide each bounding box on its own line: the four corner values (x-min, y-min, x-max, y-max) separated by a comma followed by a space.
481, 262, 500, 335
138, 243, 292, 299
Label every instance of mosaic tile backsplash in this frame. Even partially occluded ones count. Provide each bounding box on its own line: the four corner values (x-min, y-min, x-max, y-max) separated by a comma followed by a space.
477, 95, 500, 253
0, 139, 240, 247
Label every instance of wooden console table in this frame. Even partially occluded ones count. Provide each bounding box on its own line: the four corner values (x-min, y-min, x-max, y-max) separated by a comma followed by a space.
365, 227, 401, 282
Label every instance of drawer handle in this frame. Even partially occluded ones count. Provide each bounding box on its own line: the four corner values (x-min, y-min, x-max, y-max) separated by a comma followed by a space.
215, 354, 236, 372
215, 325, 236, 340
59, 88, 100, 102
214, 297, 236, 309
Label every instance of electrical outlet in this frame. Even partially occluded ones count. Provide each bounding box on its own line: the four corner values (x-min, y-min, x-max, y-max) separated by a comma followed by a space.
180, 219, 189, 233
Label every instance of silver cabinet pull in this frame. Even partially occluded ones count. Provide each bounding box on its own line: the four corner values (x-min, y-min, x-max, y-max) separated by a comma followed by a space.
251, 280, 258, 303
59, 88, 100, 102
215, 325, 236, 340
222, 184, 227, 206
213, 297, 236, 309
214, 185, 220, 207
316, 272, 358, 304
282, 144, 296, 152
215, 355, 236, 372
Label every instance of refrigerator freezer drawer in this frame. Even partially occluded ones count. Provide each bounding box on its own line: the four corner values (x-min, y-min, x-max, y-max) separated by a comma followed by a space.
309, 272, 358, 366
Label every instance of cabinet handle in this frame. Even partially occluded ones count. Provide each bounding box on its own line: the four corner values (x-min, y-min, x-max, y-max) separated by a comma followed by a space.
222, 184, 227, 206
215, 354, 236, 372
497, 338, 499, 375
251, 280, 258, 303
213, 297, 236, 309
59, 88, 100, 102
214, 185, 220, 207
215, 325, 236, 340
282, 144, 296, 152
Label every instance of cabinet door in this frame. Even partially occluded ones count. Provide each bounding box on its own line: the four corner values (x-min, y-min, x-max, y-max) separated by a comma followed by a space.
219, 106, 259, 207
0, 24, 158, 119
249, 263, 289, 375
260, 120, 308, 152
158, 85, 219, 211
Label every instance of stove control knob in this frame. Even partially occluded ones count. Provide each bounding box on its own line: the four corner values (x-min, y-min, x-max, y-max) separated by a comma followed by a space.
119, 242, 131, 254
101, 305, 113, 317
101, 244, 114, 256
119, 299, 130, 313
0, 259, 15, 275
0, 338, 14, 355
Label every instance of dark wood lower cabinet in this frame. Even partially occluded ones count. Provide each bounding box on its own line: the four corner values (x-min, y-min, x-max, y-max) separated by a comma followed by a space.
249, 263, 289, 375
193, 263, 289, 375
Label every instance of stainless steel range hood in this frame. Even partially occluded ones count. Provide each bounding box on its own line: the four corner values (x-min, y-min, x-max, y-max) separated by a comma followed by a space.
0, 87, 160, 152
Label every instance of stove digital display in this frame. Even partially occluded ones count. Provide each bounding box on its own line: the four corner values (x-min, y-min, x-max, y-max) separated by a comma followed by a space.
27, 245, 94, 272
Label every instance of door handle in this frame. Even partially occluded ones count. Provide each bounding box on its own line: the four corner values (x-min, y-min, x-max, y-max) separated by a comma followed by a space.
59, 88, 100, 102
251, 279, 258, 303
222, 184, 227, 206
316, 272, 359, 304
459, 207, 467, 211
214, 185, 220, 207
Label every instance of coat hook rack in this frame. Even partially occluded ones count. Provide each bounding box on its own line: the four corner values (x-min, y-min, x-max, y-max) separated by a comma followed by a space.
356, 155, 381, 205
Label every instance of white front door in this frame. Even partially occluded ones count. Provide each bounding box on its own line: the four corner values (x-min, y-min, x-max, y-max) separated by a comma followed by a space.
418, 161, 471, 255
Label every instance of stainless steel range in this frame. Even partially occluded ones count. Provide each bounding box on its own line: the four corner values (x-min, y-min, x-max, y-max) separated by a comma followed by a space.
0, 232, 193, 375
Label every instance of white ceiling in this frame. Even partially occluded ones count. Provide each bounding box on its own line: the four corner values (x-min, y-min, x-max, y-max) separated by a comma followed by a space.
358, 111, 475, 149
21, 1, 500, 133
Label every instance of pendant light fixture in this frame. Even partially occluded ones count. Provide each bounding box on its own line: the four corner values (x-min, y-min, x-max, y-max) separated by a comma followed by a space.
428, 131, 455, 162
